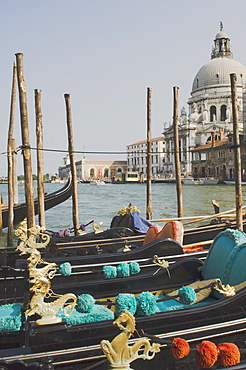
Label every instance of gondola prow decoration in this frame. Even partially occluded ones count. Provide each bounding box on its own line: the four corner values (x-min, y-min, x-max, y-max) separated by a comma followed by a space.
15, 225, 77, 325
100, 309, 160, 369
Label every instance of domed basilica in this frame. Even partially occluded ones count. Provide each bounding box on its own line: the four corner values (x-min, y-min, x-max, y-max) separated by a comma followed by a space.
163, 23, 246, 176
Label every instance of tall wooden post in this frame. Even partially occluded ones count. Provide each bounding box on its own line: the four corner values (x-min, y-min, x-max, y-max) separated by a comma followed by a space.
12, 139, 18, 204
230, 73, 243, 231
7, 62, 17, 243
146, 87, 152, 220
64, 94, 80, 235
173, 86, 183, 218
35, 89, 45, 228
15, 53, 35, 229
0, 194, 2, 234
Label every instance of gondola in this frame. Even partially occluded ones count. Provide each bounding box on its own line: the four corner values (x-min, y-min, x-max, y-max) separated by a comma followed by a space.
1, 227, 246, 369
6, 210, 246, 269
1, 176, 73, 229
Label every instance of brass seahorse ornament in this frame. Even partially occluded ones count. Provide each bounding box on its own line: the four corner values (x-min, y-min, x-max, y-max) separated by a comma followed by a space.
100, 310, 160, 369
15, 224, 77, 325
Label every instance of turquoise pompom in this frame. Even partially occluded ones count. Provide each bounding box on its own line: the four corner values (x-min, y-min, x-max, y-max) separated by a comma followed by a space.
117, 262, 130, 278
178, 286, 196, 305
115, 293, 137, 316
76, 294, 95, 313
59, 262, 72, 276
136, 291, 156, 316
103, 265, 117, 279
129, 262, 140, 275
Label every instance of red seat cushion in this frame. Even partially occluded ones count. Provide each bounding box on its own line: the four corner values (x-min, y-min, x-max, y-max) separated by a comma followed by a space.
143, 221, 184, 246
155, 221, 184, 245
143, 225, 162, 245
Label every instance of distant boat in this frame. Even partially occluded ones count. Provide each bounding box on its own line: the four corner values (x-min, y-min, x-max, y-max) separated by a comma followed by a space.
182, 178, 204, 185
224, 179, 246, 185
80, 179, 91, 184
203, 177, 219, 185
90, 179, 105, 185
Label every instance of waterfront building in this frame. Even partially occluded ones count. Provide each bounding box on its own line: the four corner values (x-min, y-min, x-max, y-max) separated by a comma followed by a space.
127, 137, 165, 176
163, 23, 246, 176
58, 155, 127, 180
191, 132, 246, 180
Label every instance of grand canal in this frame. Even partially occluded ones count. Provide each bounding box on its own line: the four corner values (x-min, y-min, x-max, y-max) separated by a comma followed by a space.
0, 181, 245, 242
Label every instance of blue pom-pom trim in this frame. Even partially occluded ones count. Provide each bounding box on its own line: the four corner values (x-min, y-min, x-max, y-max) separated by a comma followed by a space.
136, 291, 157, 316
103, 262, 141, 279
129, 262, 140, 275
76, 294, 95, 313
117, 263, 130, 278
115, 293, 137, 316
178, 286, 196, 305
103, 265, 117, 279
59, 262, 72, 276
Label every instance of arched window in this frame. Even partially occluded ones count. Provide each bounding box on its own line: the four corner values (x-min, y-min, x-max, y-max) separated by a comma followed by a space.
220, 105, 226, 121
104, 168, 109, 177
210, 106, 216, 122
90, 168, 95, 178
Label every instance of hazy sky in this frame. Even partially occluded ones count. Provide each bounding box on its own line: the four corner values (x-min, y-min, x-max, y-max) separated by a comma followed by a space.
1, 0, 246, 176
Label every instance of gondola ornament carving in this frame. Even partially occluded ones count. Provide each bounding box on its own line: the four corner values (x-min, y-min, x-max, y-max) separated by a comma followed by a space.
15, 225, 77, 325
100, 310, 160, 369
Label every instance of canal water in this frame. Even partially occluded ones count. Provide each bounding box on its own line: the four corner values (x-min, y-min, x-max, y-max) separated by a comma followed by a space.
0, 181, 245, 244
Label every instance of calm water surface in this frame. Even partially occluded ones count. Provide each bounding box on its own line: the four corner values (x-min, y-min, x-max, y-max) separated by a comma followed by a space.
0, 182, 245, 244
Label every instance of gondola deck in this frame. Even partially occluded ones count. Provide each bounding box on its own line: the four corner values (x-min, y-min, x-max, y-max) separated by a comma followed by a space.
1, 228, 246, 368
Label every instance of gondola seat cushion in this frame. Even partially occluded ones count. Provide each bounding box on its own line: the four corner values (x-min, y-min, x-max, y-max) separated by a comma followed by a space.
143, 221, 183, 245
57, 304, 114, 324
0, 302, 22, 332
143, 225, 162, 245
221, 241, 246, 286
201, 229, 246, 299
201, 229, 246, 281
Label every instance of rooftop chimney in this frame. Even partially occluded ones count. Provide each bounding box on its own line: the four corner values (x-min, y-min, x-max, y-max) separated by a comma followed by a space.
219, 127, 224, 140
211, 132, 216, 147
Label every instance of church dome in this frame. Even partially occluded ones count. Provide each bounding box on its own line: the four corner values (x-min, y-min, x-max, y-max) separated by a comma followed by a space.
191, 23, 246, 92
215, 30, 228, 39
192, 57, 246, 92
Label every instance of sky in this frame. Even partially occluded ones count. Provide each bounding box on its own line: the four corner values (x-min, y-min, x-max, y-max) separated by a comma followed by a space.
1, 0, 246, 176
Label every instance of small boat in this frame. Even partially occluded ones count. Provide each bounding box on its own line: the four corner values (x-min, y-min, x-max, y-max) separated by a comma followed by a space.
1, 176, 72, 229
90, 179, 105, 185
1, 228, 246, 369
182, 178, 204, 185
79, 179, 91, 184
224, 179, 246, 185
203, 177, 219, 185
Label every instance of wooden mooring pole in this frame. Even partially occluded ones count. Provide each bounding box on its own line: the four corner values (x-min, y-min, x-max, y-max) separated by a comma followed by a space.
64, 94, 80, 235
173, 86, 183, 218
35, 89, 45, 228
146, 87, 152, 220
15, 53, 35, 229
7, 62, 17, 243
12, 138, 18, 205
230, 73, 243, 231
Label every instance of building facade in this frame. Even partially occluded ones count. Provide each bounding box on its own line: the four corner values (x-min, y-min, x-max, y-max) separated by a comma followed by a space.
58, 155, 127, 180
163, 23, 246, 176
127, 137, 165, 176
191, 133, 246, 180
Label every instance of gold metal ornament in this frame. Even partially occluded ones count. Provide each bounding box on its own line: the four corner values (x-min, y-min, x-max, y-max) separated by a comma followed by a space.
92, 222, 104, 233
117, 205, 140, 216
15, 225, 77, 325
100, 310, 160, 369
